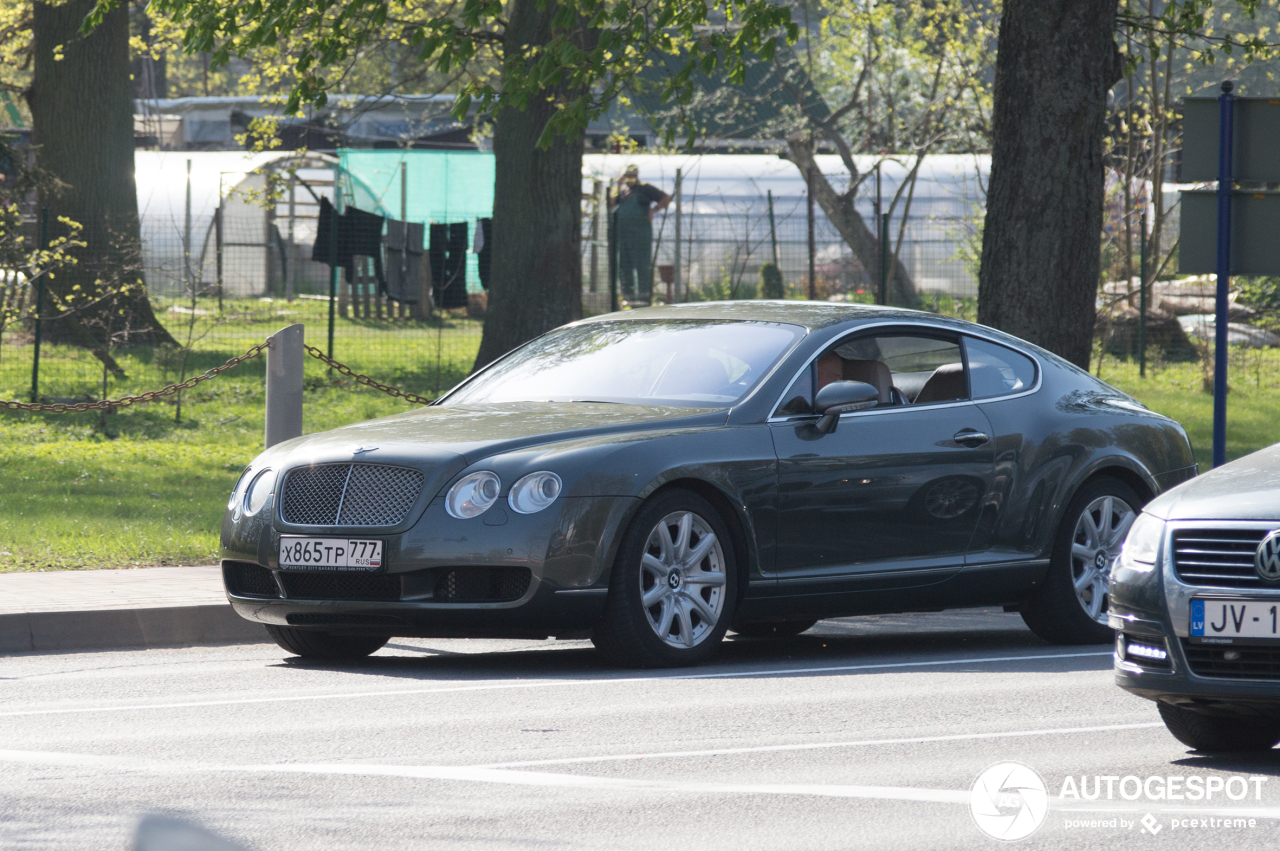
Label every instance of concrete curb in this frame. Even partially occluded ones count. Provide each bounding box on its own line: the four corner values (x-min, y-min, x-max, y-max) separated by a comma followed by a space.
0, 604, 267, 654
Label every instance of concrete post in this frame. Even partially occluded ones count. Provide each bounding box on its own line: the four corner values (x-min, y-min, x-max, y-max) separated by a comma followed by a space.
265, 324, 304, 448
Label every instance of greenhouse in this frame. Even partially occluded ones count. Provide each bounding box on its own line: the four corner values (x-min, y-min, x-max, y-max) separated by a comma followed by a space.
133, 149, 989, 305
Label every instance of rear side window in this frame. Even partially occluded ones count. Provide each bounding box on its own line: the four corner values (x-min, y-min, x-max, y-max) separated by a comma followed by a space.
965, 337, 1037, 398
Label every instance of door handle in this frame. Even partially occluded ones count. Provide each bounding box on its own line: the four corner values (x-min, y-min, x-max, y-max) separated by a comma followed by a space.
953, 430, 990, 447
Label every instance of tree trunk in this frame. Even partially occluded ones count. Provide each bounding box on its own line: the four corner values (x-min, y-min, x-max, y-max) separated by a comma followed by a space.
472, 0, 585, 371
977, 0, 1122, 369
785, 133, 917, 306
29, 0, 175, 348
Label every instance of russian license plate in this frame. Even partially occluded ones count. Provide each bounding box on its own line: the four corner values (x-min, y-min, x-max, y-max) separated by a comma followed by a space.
279, 537, 383, 570
1190, 599, 1280, 642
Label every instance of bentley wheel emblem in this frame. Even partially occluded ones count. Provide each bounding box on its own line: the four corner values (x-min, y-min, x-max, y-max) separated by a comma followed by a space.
1255, 531, 1280, 583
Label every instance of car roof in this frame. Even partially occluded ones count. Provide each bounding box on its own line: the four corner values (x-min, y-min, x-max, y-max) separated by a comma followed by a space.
576, 300, 976, 333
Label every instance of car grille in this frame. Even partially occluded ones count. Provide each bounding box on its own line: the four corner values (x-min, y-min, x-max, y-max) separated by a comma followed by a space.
434, 567, 531, 602
1172, 528, 1275, 588
279, 463, 425, 527
1183, 640, 1280, 681
223, 561, 279, 598
280, 571, 402, 602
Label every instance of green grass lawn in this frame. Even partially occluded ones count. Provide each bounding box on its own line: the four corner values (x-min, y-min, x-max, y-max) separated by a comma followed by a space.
1, 297, 482, 571
3, 312, 1278, 571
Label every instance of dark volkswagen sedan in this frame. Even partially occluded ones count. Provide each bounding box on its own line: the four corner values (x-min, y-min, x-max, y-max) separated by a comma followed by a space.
1113, 443, 1280, 751
221, 302, 1195, 667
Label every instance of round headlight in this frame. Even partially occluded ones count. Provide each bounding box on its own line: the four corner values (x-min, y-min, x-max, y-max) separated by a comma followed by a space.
445, 471, 502, 519
508, 471, 562, 514
244, 468, 277, 515
228, 467, 251, 511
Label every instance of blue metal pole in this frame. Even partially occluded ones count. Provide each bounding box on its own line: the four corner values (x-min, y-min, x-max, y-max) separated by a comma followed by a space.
1213, 80, 1234, 468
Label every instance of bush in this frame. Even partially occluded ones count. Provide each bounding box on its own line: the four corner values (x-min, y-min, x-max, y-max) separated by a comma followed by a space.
757, 262, 785, 299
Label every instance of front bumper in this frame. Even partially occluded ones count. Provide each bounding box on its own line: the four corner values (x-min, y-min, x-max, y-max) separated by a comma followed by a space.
1110, 521, 1280, 717
220, 494, 638, 638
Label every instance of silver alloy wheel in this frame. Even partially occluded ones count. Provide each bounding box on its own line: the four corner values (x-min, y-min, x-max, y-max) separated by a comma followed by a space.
1070, 495, 1136, 623
640, 510, 728, 649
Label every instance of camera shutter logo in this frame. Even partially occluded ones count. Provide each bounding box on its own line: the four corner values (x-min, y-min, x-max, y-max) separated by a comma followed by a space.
1256, 531, 1280, 583
969, 762, 1049, 841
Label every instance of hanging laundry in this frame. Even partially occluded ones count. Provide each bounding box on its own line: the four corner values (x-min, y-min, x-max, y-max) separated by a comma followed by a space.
476, 218, 492, 290
384, 219, 424, 304
311, 197, 387, 289
428, 221, 469, 309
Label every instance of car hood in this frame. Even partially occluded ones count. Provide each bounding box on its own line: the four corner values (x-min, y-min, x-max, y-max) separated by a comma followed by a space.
1145, 441, 1280, 521
267, 402, 729, 470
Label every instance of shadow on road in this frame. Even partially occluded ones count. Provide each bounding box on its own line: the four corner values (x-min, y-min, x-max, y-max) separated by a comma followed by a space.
1171, 752, 1280, 776
274, 609, 1113, 683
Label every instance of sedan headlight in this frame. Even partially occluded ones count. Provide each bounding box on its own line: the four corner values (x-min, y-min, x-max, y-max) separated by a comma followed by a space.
508, 471, 563, 514
243, 468, 277, 515
1117, 512, 1165, 573
445, 471, 502, 519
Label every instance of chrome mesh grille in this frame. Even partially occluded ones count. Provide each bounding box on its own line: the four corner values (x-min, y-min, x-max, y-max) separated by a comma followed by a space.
280, 463, 425, 527
338, 465, 424, 526
280, 465, 348, 525
1173, 528, 1273, 588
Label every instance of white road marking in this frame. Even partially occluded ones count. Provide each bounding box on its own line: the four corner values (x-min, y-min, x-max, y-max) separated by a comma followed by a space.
480, 722, 1166, 768
5, 747, 1277, 821
0, 748, 971, 804
0, 650, 1111, 719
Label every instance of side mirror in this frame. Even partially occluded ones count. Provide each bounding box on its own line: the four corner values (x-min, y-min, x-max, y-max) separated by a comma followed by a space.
814, 380, 879, 434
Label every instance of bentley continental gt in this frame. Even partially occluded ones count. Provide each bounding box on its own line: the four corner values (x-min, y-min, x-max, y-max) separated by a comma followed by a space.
221, 302, 1196, 667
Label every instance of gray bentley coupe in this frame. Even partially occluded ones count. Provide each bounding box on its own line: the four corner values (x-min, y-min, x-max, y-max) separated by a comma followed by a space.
220, 301, 1196, 667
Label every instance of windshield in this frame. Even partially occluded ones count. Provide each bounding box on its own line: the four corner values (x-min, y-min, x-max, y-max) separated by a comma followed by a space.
443, 319, 805, 407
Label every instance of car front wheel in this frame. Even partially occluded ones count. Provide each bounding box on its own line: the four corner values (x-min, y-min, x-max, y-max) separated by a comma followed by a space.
592, 490, 737, 668
265, 624, 389, 660
1021, 476, 1142, 645
1158, 703, 1280, 752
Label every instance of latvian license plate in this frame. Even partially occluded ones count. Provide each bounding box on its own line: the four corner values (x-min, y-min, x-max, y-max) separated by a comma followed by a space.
279, 537, 383, 571
1190, 598, 1280, 642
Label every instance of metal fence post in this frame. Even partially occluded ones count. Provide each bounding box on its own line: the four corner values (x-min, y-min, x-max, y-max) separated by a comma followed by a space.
1139, 209, 1148, 378
767, 188, 779, 268
328, 166, 340, 368
806, 166, 816, 300
265, 323, 304, 448
880, 212, 890, 307
29, 207, 48, 403
1213, 80, 1234, 468
673, 168, 682, 302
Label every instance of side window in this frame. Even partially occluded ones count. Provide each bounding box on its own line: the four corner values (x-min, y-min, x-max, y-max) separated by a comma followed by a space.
773, 332, 966, 418
776, 364, 815, 417
965, 337, 1038, 398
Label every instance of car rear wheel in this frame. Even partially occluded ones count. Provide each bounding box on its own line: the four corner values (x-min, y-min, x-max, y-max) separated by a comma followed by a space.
731, 620, 818, 638
592, 490, 737, 668
1021, 476, 1142, 645
265, 624, 389, 660
1158, 703, 1280, 752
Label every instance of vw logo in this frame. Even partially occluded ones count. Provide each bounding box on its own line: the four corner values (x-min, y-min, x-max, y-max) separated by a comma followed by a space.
1255, 531, 1280, 583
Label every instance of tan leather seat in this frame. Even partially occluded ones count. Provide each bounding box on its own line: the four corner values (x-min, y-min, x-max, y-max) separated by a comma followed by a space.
915, 362, 966, 404
842, 358, 893, 405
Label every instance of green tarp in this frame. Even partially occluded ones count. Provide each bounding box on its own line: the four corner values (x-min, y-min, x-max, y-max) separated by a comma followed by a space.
337, 150, 496, 291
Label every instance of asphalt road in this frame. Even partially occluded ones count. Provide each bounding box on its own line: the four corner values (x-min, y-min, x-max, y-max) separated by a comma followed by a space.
2, 609, 1278, 850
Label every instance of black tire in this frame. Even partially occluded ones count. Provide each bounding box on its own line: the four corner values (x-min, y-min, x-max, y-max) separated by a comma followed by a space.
1021, 476, 1144, 645
1158, 703, 1280, 752
592, 489, 738, 668
732, 620, 819, 638
265, 624, 389, 660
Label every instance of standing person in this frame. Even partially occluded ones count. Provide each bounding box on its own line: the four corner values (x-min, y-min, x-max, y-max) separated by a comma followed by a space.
612, 165, 670, 302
